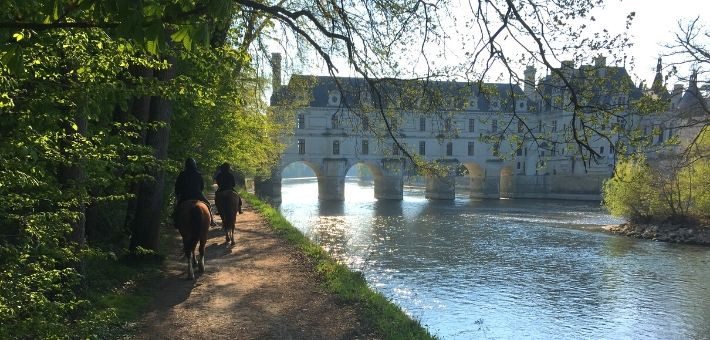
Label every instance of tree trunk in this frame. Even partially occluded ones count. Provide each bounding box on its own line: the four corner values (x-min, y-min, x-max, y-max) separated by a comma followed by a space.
129, 58, 175, 251
123, 67, 154, 233
58, 115, 87, 247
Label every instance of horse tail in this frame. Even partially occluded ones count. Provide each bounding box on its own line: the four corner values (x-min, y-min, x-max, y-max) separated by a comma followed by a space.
186, 204, 203, 252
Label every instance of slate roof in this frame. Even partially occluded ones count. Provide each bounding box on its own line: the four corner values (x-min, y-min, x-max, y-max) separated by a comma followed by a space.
535, 64, 643, 112
273, 75, 526, 112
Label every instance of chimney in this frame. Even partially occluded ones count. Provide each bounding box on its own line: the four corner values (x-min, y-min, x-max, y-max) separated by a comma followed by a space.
671, 83, 684, 108
271, 53, 282, 93
593, 55, 606, 67
560, 60, 575, 79
523, 65, 536, 99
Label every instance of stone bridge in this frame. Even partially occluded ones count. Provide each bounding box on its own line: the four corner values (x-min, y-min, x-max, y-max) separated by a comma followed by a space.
254, 114, 522, 202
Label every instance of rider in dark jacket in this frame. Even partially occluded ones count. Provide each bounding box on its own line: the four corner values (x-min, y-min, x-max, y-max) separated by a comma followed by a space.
174, 158, 216, 226
215, 162, 236, 193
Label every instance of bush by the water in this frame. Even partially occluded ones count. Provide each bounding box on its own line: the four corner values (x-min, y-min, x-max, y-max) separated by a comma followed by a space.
603, 128, 710, 223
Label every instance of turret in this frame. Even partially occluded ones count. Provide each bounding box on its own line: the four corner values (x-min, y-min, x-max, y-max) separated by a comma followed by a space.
651, 57, 667, 96
677, 69, 702, 114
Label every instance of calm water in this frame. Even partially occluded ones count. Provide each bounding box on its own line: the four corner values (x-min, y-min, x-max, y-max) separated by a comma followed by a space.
278, 178, 710, 339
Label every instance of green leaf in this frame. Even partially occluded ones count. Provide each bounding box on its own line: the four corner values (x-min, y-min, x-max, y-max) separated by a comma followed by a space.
1, 45, 24, 76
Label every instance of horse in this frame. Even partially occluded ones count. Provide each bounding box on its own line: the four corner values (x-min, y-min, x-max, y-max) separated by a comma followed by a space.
215, 190, 242, 245
175, 200, 210, 279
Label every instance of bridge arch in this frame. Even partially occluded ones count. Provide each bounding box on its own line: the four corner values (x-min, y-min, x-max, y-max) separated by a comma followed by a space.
346, 159, 404, 200
281, 160, 323, 178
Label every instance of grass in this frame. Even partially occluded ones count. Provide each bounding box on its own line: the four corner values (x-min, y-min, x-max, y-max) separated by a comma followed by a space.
79, 227, 173, 338
241, 191, 435, 340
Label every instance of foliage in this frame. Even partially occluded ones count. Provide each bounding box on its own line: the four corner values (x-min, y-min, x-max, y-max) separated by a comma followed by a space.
169, 44, 285, 179
602, 155, 661, 221
241, 191, 434, 340
0, 1, 288, 337
603, 127, 710, 222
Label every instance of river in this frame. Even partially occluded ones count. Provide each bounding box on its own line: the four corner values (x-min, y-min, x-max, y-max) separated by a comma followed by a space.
277, 177, 710, 339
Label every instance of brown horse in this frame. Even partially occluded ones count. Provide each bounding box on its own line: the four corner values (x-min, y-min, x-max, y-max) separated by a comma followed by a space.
215, 190, 242, 245
175, 200, 210, 279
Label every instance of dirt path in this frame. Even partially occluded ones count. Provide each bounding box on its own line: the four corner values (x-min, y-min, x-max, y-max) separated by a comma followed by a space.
134, 192, 377, 339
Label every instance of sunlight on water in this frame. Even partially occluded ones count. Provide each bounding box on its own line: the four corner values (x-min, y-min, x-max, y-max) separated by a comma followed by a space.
278, 177, 710, 339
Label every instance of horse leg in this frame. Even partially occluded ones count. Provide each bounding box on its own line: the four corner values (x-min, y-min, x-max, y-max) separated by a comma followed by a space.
187, 251, 195, 280
230, 222, 236, 246
198, 231, 206, 273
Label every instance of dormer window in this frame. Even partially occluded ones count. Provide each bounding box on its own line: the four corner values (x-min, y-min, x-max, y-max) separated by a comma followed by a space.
517, 100, 526, 111
490, 98, 500, 110
465, 94, 479, 110
328, 90, 341, 106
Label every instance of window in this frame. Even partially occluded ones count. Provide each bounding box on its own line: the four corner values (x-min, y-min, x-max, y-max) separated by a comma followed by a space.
419, 141, 426, 155
328, 90, 341, 106
538, 120, 542, 132
297, 139, 305, 154
517, 162, 521, 170
362, 140, 369, 155
331, 115, 339, 129
445, 118, 452, 131
469, 119, 475, 132
493, 143, 500, 156
492, 119, 498, 132
490, 99, 500, 110
297, 114, 305, 129
333, 141, 340, 155
552, 120, 557, 132
599, 146, 604, 155
609, 144, 614, 154
524, 147, 528, 156
420, 117, 426, 131
361, 115, 369, 128
393, 143, 400, 155
446, 142, 453, 156
468, 142, 475, 156
658, 124, 664, 143
517, 120, 524, 133
516, 147, 523, 156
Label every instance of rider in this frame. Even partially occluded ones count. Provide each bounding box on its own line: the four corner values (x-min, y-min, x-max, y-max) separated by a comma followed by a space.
215, 162, 236, 193
174, 158, 216, 227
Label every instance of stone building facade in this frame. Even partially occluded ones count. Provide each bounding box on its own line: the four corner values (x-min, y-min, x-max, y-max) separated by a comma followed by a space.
257, 54, 706, 202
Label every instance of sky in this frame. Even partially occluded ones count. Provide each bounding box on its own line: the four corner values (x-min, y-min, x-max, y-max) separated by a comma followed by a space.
266, 0, 709, 91
595, 0, 710, 85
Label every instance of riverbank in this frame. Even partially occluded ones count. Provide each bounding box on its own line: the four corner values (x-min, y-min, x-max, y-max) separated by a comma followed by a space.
604, 222, 710, 245
134, 191, 432, 339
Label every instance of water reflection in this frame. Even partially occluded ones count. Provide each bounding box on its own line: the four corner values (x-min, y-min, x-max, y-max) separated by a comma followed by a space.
280, 177, 710, 339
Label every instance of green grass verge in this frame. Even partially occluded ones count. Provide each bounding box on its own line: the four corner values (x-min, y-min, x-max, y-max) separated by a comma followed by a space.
241, 191, 435, 340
